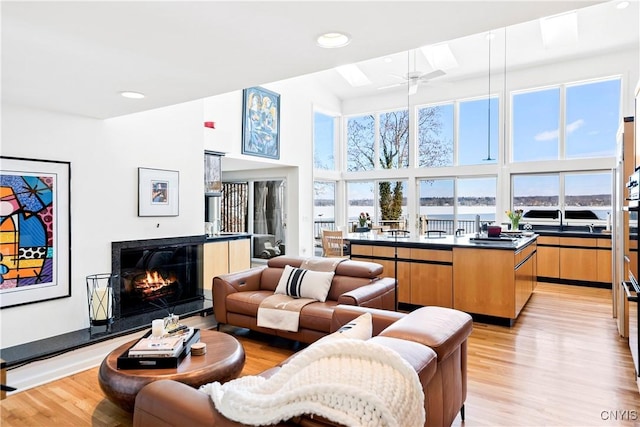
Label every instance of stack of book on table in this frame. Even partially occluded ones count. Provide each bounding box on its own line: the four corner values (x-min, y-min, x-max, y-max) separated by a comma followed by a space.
128, 335, 184, 358
117, 327, 201, 369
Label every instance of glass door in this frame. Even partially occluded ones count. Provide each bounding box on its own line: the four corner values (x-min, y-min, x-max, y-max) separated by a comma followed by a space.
253, 180, 286, 258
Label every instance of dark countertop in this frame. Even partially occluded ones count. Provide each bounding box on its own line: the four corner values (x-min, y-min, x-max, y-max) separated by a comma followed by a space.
347, 232, 538, 251
528, 225, 612, 239
205, 233, 251, 242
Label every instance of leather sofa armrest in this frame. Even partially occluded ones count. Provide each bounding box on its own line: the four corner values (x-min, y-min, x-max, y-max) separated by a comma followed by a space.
336, 277, 396, 311
380, 306, 473, 362
331, 304, 405, 337
213, 266, 266, 324
133, 380, 239, 427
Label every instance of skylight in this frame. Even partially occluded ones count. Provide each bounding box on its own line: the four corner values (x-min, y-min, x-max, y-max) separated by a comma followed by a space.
335, 64, 371, 87
420, 43, 459, 71
539, 11, 578, 49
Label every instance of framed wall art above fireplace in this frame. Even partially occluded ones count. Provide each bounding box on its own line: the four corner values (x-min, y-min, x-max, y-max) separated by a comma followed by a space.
0, 156, 71, 308
138, 167, 179, 217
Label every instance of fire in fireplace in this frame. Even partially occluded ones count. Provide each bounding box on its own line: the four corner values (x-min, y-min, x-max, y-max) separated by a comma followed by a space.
112, 236, 205, 325
133, 270, 179, 300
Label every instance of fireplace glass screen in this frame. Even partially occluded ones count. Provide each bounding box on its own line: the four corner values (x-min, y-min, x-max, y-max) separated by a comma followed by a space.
117, 242, 203, 318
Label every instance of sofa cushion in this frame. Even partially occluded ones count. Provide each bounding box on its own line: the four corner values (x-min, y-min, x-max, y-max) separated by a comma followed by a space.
226, 290, 272, 316
297, 301, 337, 332
275, 265, 334, 302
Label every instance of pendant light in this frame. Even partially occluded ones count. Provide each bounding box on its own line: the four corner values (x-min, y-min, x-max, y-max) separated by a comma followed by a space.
483, 32, 494, 161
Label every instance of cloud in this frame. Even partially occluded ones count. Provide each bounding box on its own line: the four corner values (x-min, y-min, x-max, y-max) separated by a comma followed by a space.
534, 119, 585, 142
534, 129, 559, 141
566, 119, 585, 134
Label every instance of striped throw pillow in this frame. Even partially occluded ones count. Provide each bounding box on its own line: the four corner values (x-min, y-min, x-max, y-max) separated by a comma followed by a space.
274, 265, 334, 302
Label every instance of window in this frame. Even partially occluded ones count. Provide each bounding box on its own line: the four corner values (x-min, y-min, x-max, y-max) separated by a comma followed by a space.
346, 115, 375, 171
512, 174, 559, 211
313, 181, 336, 237
313, 112, 336, 170
512, 78, 620, 162
564, 172, 612, 220
347, 110, 412, 171
512, 172, 611, 222
457, 177, 496, 225
458, 97, 498, 165
379, 110, 409, 169
378, 180, 408, 228
418, 179, 454, 234
565, 79, 620, 159
512, 88, 560, 162
347, 181, 375, 225
417, 103, 454, 167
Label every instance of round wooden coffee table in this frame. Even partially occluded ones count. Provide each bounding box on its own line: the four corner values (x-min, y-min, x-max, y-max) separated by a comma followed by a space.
98, 329, 245, 411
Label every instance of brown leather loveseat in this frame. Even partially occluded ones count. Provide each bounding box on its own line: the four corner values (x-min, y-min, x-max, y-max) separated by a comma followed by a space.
213, 256, 397, 343
133, 304, 473, 427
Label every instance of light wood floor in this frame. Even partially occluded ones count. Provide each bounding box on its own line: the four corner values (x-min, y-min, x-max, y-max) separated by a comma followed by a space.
1, 283, 639, 426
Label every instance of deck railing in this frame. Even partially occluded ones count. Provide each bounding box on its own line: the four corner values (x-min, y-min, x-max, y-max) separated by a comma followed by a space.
314, 218, 487, 237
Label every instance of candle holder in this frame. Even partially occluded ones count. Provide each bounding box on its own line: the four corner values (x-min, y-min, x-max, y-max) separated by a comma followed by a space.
86, 273, 117, 337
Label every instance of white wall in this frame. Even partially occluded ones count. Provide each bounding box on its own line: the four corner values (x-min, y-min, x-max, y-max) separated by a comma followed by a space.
203, 77, 342, 258
1, 100, 206, 348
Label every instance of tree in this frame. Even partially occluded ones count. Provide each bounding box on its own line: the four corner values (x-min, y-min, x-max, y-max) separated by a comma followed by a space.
346, 106, 452, 222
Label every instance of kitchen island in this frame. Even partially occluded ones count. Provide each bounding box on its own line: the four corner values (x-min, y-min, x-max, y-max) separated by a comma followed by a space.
348, 232, 537, 324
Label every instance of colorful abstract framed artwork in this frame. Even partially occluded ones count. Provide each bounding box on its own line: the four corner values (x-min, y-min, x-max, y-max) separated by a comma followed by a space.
138, 167, 179, 217
0, 156, 71, 309
242, 86, 280, 160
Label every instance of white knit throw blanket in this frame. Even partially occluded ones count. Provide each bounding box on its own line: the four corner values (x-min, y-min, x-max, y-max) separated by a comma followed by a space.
200, 339, 425, 427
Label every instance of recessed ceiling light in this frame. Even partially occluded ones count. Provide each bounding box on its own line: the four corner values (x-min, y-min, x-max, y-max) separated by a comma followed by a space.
316, 32, 351, 49
616, 1, 629, 9
120, 91, 145, 99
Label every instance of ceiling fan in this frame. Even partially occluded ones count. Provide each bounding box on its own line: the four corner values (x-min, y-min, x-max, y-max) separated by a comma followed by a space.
378, 69, 446, 95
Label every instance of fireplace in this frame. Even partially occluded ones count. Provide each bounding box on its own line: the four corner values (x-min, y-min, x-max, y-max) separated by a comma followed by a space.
111, 235, 206, 331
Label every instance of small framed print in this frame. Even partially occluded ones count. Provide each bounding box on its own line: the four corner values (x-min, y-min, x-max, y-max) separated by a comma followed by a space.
138, 167, 179, 217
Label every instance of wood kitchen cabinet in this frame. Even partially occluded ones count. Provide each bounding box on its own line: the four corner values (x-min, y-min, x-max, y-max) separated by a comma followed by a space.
596, 238, 612, 284
351, 244, 412, 304
536, 236, 560, 278
203, 237, 251, 289
228, 238, 251, 272
350, 244, 451, 306
559, 237, 598, 282
453, 243, 536, 319
538, 235, 611, 285
409, 248, 453, 307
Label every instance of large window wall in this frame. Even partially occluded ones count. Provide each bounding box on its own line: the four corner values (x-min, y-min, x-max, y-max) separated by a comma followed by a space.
313, 74, 620, 236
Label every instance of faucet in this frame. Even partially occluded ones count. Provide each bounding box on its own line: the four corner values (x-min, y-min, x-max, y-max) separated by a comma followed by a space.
556, 209, 563, 231
588, 224, 594, 233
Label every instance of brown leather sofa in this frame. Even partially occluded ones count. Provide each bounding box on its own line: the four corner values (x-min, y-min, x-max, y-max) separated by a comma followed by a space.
212, 256, 397, 344
133, 304, 473, 427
